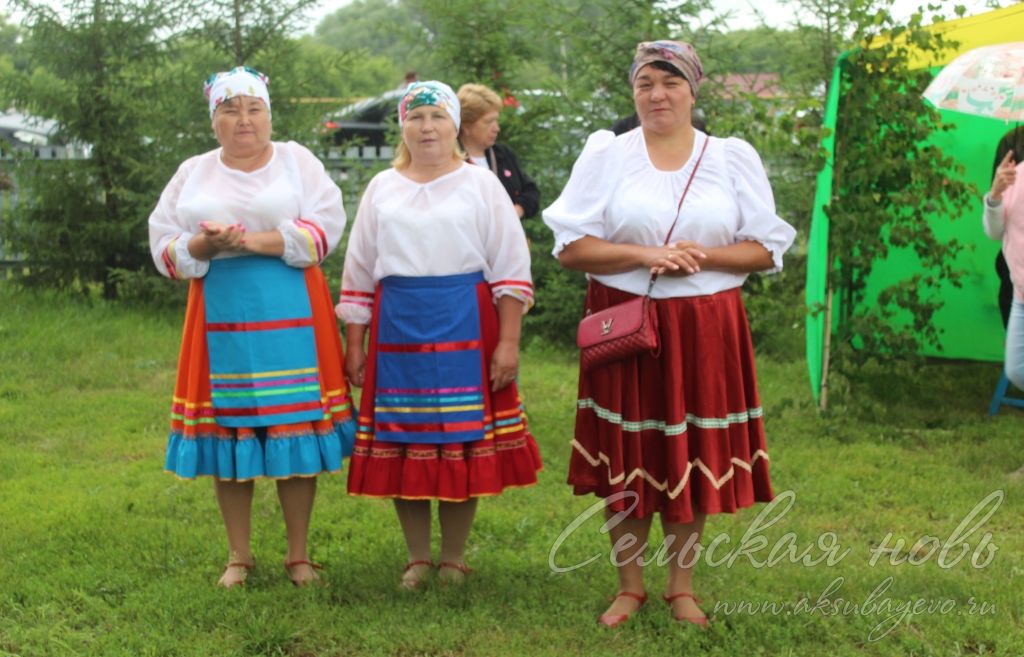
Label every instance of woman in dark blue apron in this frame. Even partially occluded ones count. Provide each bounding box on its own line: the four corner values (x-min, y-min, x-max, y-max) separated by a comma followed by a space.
337, 81, 541, 589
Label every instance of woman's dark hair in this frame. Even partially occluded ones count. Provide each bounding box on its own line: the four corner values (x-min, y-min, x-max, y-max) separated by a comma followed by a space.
995, 127, 1024, 177
649, 60, 686, 79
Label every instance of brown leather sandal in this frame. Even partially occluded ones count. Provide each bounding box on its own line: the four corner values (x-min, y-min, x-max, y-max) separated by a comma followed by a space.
437, 561, 474, 585
663, 591, 709, 628
217, 561, 255, 588
283, 559, 323, 587
598, 591, 648, 628
401, 559, 435, 590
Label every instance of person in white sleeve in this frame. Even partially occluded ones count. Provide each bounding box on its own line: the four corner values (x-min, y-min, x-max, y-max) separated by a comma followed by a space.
337, 80, 542, 590
148, 66, 356, 588
543, 41, 796, 628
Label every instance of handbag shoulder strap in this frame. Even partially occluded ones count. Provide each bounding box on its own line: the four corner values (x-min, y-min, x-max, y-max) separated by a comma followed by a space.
648, 133, 710, 293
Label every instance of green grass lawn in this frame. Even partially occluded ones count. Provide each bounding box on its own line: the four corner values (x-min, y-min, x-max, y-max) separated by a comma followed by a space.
0, 286, 1021, 656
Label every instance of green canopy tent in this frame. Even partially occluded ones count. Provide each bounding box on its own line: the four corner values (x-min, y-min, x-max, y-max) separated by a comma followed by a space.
805, 4, 1024, 404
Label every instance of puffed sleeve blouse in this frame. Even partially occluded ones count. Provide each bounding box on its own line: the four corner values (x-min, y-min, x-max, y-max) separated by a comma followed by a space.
542, 128, 797, 298
148, 141, 345, 279
336, 163, 534, 325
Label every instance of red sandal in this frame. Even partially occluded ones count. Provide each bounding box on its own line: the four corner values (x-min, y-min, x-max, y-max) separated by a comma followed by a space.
401, 560, 435, 589
217, 561, 255, 588
283, 559, 323, 587
598, 591, 648, 628
663, 592, 708, 628
437, 561, 474, 585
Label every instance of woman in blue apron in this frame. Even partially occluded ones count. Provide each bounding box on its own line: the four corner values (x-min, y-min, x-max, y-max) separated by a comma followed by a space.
149, 67, 356, 587
337, 81, 541, 589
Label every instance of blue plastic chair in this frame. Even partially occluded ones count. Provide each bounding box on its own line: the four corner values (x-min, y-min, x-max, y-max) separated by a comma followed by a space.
988, 371, 1024, 415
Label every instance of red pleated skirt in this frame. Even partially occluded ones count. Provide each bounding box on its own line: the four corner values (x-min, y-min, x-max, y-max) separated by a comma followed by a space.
568, 280, 773, 523
347, 279, 543, 501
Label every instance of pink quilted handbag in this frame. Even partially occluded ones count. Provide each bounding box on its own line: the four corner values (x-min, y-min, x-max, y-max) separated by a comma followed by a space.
577, 296, 659, 372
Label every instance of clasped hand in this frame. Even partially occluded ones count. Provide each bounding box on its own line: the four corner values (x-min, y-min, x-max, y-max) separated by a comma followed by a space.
647, 241, 707, 276
200, 221, 246, 253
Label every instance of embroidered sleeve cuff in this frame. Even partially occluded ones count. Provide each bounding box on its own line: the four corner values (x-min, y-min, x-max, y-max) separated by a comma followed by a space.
279, 219, 328, 267
164, 234, 209, 280
491, 280, 534, 313
336, 289, 375, 324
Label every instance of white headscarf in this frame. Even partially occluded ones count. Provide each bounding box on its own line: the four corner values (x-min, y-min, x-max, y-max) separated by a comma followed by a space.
204, 66, 271, 119
398, 81, 461, 130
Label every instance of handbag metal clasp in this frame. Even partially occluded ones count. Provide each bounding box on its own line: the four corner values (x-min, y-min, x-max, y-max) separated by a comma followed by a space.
601, 318, 614, 335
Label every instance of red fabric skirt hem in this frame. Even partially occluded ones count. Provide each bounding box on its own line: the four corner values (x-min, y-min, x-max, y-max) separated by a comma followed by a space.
347, 434, 542, 501
567, 281, 773, 524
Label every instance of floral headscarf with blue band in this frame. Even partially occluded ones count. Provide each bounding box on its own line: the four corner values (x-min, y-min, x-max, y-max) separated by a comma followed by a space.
398, 81, 461, 130
628, 40, 703, 96
204, 66, 271, 119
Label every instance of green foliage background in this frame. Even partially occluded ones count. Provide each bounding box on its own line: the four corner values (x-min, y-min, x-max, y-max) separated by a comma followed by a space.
0, 0, 997, 370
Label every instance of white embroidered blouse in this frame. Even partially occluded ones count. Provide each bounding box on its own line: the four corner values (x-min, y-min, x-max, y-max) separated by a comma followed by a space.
148, 141, 345, 279
542, 128, 797, 298
336, 163, 533, 325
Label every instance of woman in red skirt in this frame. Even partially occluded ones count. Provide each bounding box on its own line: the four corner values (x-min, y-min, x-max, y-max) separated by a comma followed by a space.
543, 42, 796, 627
337, 81, 541, 589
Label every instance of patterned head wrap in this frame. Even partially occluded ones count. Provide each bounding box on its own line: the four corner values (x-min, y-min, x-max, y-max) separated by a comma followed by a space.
204, 66, 271, 119
628, 40, 703, 96
398, 81, 461, 131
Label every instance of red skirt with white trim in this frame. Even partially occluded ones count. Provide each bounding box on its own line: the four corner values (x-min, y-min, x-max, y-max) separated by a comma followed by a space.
347, 277, 542, 501
567, 281, 773, 523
